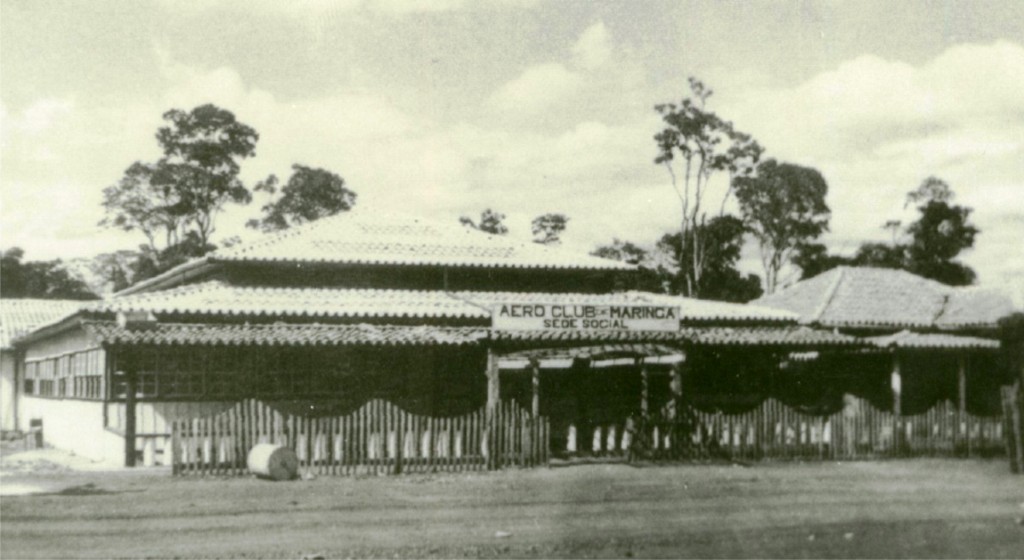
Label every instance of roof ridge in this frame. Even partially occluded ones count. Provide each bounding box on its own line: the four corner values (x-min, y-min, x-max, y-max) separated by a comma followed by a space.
809, 267, 845, 324
444, 291, 495, 315
932, 293, 952, 324
215, 212, 337, 257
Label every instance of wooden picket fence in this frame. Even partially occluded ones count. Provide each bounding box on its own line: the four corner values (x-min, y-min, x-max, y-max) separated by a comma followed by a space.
170, 399, 549, 476
561, 397, 1005, 462
688, 397, 1004, 461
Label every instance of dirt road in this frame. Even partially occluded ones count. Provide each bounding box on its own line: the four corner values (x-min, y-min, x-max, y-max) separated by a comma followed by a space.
2, 459, 1023, 558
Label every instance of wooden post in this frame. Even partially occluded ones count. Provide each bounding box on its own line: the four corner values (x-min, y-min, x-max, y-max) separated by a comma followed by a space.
486, 349, 499, 411
124, 370, 137, 467
1004, 382, 1023, 473
485, 349, 499, 469
891, 353, 902, 457
530, 359, 540, 418
640, 361, 649, 419
395, 407, 404, 475
670, 363, 683, 455
958, 353, 968, 457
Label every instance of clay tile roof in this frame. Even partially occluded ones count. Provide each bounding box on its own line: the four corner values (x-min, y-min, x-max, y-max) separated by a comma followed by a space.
936, 288, 1016, 329
88, 284, 797, 324
90, 281, 488, 320
752, 266, 1015, 330
865, 330, 1000, 350
679, 326, 864, 347
492, 326, 856, 346
0, 299, 84, 349
215, 212, 634, 271
458, 291, 796, 324
623, 291, 798, 323
491, 330, 681, 343
82, 321, 488, 347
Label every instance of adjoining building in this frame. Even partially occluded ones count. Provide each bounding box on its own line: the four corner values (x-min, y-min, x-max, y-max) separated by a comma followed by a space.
1, 299, 82, 432
9, 215, 1014, 470
753, 266, 1014, 418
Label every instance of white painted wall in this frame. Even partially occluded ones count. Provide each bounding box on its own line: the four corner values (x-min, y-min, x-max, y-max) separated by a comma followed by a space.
1, 352, 15, 431
106, 401, 236, 434
20, 397, 123, 464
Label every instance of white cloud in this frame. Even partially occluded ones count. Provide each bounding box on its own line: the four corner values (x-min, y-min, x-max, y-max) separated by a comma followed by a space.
17, 98, 75, 135
370, 0, 468, 14
488, 63, 583, 114
2, 31, 1020, 306
716, 40, 1024, 298
573, 22, 611, 70
0, 97, 75, 148
727, 40, 1024, 163
160, 0, 539, 18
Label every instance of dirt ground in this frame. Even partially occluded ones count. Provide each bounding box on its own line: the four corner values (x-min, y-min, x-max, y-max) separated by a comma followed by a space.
2, 450, 1023, 559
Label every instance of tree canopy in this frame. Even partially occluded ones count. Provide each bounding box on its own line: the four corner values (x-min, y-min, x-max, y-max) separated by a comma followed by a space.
902, 178, 978, 285
655, 216, 763, 302
460, 209, 508, 235
591, 239, 650, 266
591, 217, 763, 303
101, 104, 259, 258
792, 177, 978, 286
733, 159, 831, 294
98, 104, 261, 287
99, 161, 189, 254
653, 77, 763, 297
247, 164, 357, 232
1, 248, 97, 300
531, 213, 569, 245
154, 104, 259, 246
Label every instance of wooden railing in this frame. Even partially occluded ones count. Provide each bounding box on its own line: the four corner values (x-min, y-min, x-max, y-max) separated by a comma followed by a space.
170, 399, 549, 476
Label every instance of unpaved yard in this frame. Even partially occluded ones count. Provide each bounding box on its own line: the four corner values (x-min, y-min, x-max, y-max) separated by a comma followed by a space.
2, 456, 1023, 559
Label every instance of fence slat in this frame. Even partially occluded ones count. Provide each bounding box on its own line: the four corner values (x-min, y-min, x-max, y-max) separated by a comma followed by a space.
169, 393, 1005, 477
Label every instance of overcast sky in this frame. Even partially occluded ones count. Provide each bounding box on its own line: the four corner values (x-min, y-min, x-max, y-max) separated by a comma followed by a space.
2, 0, 1022, 302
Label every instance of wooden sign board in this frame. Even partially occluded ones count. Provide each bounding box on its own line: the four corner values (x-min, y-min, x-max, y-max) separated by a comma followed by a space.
492, 303, 680, 332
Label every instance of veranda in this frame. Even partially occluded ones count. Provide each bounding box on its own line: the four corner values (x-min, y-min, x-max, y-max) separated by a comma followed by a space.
96, 333, 1009, 475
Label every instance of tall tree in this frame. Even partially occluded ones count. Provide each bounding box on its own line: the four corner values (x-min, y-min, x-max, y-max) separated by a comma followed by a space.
792, 242, 850, 280
656, 216, 763, 302
100, 105, 260, 280
129, 232, 215, 283
460, 209, 508, 235
590, 221, 762, 302
0, 248, 97, 300
531, 213, 569, 245
792, 177, 979, 286
852, 242, 906, 269
590, 239, 665, 293
247, 164, 357, 232
99, 161, 188, 255
155, 104, 259, 247
653, 77, 763, 297
732, 159, 831, 294
83, 250, 139, 294
903, 178, 978, 285
101, 104, 259, 255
